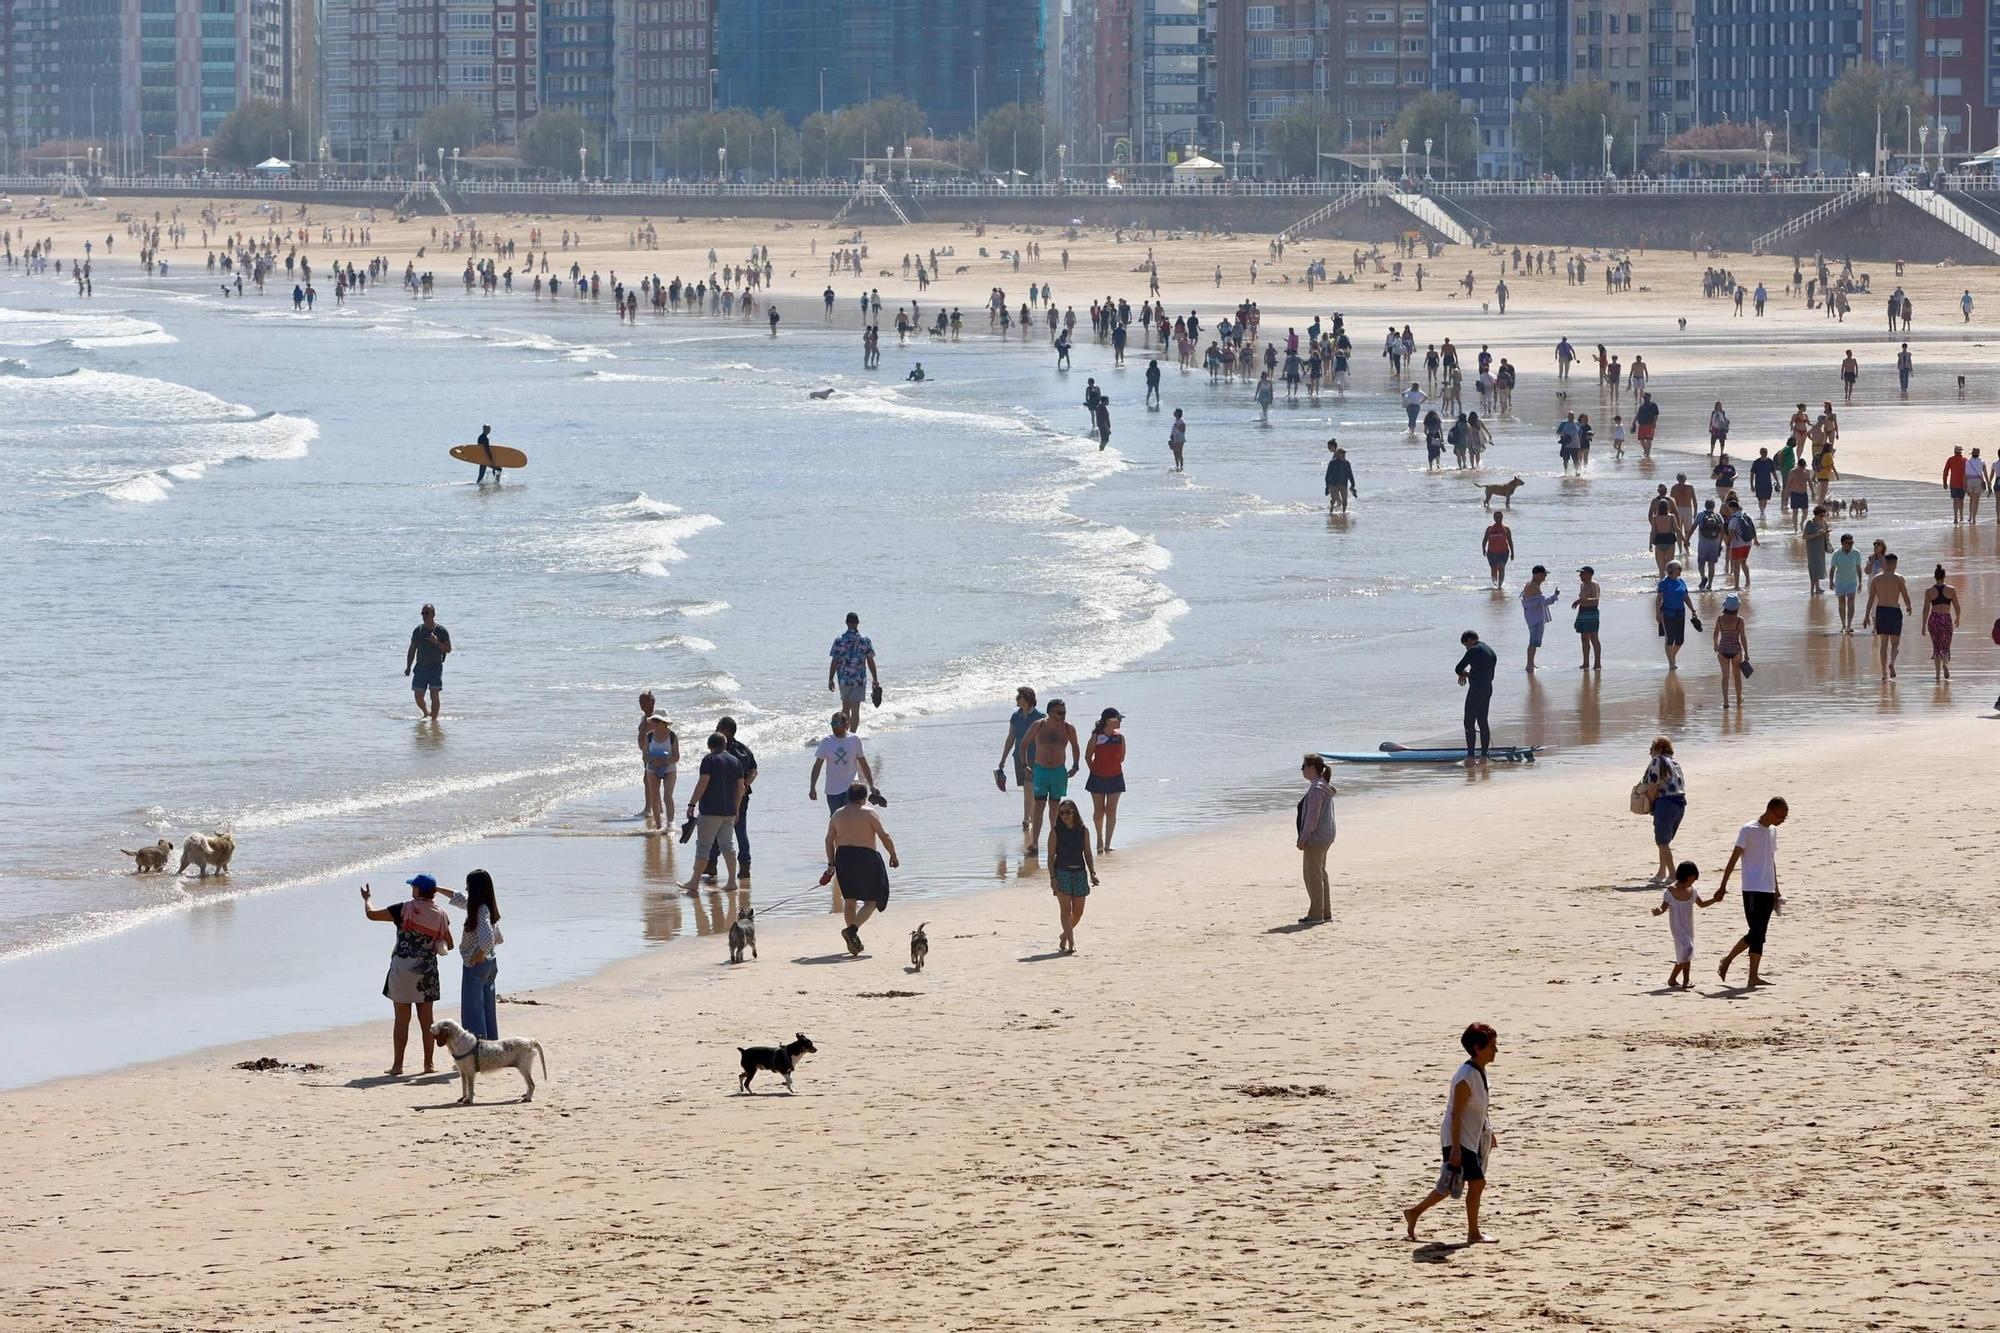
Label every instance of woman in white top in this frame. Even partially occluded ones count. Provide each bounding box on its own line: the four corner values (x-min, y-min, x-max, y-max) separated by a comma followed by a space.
442, 869, 504, 1040
1966, 448, 1989, 524
1403, 1023, 1500, 1244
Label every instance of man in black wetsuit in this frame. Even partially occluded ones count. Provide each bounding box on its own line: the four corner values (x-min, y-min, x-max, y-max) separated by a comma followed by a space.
1454, 630, 1497, 766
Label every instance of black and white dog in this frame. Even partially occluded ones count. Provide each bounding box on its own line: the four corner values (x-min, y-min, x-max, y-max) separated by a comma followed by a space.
737, 1033, 816, 1093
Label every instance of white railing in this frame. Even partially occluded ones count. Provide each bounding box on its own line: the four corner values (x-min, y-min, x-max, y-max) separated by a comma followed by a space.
1280, 181, 1379, 240
1388, 188, 1472, 244
1890, 183, 2000, 257
1748, 177, 1885, 255
10, 170, 2000, 206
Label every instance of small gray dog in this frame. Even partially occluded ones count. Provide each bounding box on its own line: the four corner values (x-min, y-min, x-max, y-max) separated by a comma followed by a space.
909, 921, 929, 972
430, 1019, 547, 1105
121, 839, 174, 873
728, 907, 757, 963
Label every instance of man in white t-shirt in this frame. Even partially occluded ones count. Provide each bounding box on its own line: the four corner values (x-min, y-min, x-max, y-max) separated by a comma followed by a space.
1715, 796, 1789, 987
808, 713, 877, 813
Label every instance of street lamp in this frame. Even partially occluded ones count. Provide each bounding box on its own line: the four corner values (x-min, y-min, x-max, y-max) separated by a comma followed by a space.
718, 145, 727, 183
579, 144, 587, 181
1424, 136, 1433, 180
1400, 137, 1409, 182
1232, 139, 1241, 181
1783, 108, 1791, 173
437, 146, 444, 181
1920, 123, 1931, 175
1763, 129, 1772, 175
1602, 132, 1613, 177
452, 146, 460, 181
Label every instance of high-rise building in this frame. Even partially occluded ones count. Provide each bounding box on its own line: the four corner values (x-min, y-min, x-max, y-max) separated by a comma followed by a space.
712, 0, 1044, 136
321, 0, 540, 164
3, 0, 124, 152
1213, 0, 1329, 176
1433, 0, 1565, 177
542, 0, 614, 134
1566, 0, 1696, 167
1088, 0, 1132, 165
1694, 0, 1867, 163
611, 0, 715, 150
1130, 0, 1207, 165
1335, 0, 1432, 135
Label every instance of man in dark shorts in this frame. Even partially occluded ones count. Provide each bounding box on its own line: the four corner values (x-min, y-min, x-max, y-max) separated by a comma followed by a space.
826, 783, 898, 956
1453, 631, 1497, 765
1403, 1022, 1500, 1244
404, 603, 451, 719
1714, 797, 1788, 987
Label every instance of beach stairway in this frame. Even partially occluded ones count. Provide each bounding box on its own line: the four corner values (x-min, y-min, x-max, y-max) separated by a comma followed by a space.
1387, 188, 1474, 245
1280, 182, 1380, 243
393, 179, 453, 217
1889, 182, 2000, 259
1749, 177, 1883, 254
832, 181, 911, 226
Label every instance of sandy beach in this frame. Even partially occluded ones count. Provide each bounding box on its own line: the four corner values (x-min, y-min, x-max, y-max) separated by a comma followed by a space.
4, 715, 1992, 1330
5, 194, 1998, 1328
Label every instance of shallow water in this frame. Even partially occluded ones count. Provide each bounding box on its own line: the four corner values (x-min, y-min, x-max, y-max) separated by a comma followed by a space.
3, 262, 1996, 1087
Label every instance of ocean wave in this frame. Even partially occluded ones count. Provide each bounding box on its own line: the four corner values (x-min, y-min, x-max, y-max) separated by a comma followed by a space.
635, 634, 716, 652
94, 414, 316, 504
487, 329, 614, 362
818, 384, 1049, 436
545, 499, 723, 578
579, 369, 716, 385
0, 306, 176, 349
605, 492, 680, 517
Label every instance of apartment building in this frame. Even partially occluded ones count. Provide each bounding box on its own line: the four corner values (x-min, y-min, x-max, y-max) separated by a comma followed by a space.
1130, 0, 1207, 164
1694, 0, 1865, 159
611, 0, 715, 147
1336, 0, 1431, 132
1213, 0, 1329, 175
1567, 0, 1695, 164
322, 0, 539, 163
1433, 0, 1565, 177
2, 0, 124, 151
542, 0, 613, 133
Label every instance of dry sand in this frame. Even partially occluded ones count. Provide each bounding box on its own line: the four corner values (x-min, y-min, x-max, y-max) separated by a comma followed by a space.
3, 717, 1993, 1330
4, 195, 1996, 1329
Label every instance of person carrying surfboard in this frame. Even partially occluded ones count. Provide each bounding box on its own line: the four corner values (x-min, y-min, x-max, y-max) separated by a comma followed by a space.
475, 424, 501, 483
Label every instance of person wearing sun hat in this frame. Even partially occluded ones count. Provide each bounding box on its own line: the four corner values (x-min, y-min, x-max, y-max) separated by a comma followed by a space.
359, 873, 454, 1077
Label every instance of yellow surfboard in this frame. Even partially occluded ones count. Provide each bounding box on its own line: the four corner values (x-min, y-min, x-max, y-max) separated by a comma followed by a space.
449, 442, 528, 470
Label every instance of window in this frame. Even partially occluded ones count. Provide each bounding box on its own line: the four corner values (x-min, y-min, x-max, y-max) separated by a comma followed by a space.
1924, 36, 1963, 56
1930, 0, 1963, 14
1247, 4, 1277, 27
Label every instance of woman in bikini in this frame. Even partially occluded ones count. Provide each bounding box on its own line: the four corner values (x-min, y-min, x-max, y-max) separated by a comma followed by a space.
1713, 595, 1749, 710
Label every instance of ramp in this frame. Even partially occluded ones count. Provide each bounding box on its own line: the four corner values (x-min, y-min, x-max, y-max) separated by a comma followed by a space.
1387, 189, 1472, 245
1280, 183, 1379, 243
1891, 183, 2000, 259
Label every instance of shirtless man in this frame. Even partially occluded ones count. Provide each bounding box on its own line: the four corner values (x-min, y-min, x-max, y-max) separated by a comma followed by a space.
1021, 699, 1081, 857
1863, 553, 1912, 680
1668, 473, 1699, 554
824, 787, 899, 956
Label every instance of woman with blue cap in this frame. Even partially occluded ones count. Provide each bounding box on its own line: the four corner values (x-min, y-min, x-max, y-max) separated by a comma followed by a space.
360, 874, 455, 1076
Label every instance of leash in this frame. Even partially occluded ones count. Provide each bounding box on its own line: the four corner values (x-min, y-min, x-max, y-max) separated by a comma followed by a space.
738, 884, 824, 918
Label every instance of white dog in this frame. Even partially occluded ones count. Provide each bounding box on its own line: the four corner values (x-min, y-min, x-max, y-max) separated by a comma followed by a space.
430, 1019, 547, 1105
177, 832, 236, 876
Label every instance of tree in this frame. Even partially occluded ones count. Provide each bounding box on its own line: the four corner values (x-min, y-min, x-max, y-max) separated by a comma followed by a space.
413, 101, 493, 169
1261, 104, 1341, 178
660, 108, 765, 178
211, 99, 305, 168
1392, 93, 1476, 176
974, 102, 1047, 178
519, 109, 591, 176
1518, 83, 1617, 176
1665, 120, 1766, 151
792, 97, 926, 179
1821, 62, 1926, 170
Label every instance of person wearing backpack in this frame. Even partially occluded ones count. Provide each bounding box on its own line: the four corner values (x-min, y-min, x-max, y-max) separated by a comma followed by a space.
1693, 501, 1726, 590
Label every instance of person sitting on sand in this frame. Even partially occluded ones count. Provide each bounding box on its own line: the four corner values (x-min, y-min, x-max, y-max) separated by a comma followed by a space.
1403, 1023, 1501, 1245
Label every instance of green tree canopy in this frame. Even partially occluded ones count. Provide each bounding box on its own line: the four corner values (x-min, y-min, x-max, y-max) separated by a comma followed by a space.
211, 99, 305, 168
973, 102, 1048, 177
1518, 82, 1618, 176
795, 97, 926, 178
1821, 62, 1926, 170
1261, 103, 1340, 177
1392, 93, 1477, 176
413, 100, 493, 169
519, 109, 591, 175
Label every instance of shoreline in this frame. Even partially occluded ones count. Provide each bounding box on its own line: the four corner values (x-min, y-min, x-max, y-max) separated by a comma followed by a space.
5, 714, 1987, 1329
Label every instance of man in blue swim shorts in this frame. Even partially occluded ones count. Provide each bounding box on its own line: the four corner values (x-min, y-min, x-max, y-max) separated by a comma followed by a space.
404, 602, 451, 720
1020, 698, 1080, 859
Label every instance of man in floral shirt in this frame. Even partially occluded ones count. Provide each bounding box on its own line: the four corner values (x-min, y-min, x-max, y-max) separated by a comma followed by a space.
828, 611, 881, 732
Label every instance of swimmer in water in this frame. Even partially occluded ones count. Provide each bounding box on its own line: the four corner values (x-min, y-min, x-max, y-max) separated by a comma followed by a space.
475, 424, 501, 483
